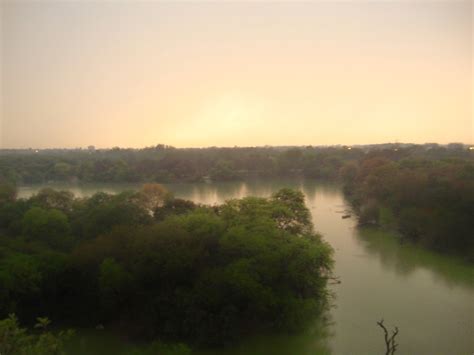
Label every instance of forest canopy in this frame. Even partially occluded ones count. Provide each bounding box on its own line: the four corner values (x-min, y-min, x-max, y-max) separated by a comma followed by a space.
0, 184, 333, 347
342, 156, 474, 258
1, 143, 471, 184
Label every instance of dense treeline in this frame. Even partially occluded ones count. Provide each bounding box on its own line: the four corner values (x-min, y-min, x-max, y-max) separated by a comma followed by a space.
0, 184, 333, 347
342, 154, 474, 259
2, 143, 471, 184
0, 145, 362, 183
1, 142, 472, 259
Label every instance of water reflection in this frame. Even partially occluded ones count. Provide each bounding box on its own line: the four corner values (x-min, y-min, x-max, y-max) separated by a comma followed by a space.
17, 180, 474, 354
197, 324, 331, 355
355, 227, 474, 289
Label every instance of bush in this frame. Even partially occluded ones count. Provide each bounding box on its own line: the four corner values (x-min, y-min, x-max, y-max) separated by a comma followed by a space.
0, 314, 73, 355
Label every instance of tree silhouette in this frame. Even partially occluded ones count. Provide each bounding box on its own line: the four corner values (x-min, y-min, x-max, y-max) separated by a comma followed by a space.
377, 319, 399, 355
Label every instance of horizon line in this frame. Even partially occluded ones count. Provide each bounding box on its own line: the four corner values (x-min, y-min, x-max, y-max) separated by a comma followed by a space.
1, 142, 473, 151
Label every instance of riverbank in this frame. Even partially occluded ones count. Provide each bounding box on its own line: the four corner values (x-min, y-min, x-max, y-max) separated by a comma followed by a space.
11, 180, 474, 354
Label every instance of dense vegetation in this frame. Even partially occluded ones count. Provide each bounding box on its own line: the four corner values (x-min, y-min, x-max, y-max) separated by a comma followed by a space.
0, 144, 367, 183
341, 152, 474, 259
1, 143, 472, 259
0, 143, 472, 353
0, 144, 471, 186
0, 313, 192, 355
0, 184, 333, 348
0, 314, 74, 355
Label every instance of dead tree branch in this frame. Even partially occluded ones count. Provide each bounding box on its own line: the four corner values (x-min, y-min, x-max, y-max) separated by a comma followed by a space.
377, 319, 399, 355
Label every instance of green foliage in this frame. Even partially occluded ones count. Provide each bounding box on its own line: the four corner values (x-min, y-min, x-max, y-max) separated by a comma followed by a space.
0, 198, 30, 236
22, 207, 72, 249
1, 143, 470, 185
210, 160, 239, 181
0, 182, 17, 203
99, 258, 133, 314
71, 190, 332, 344
0, 145, 368, 184
0, 314, 30, 355
154, 198, 197, 221
53, 162, 73, 180
0, 314, 73, 355
70, 191, 152, 240
128, 340, 191, 355
271, 188, 312, 234
359, 200, 380, 225
0, 186, 333, 347
344, 156, 474, 257
0, 254, 42, 315
29, 188, 75, 212
34, 317, 51, 330
378, 206, 396, 229
137, 183, 172, 214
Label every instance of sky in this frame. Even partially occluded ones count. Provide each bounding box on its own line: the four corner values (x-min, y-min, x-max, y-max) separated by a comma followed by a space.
1, 0, 472, 148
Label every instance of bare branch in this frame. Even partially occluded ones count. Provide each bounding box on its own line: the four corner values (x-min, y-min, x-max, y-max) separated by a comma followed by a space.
377, 319, 399, 355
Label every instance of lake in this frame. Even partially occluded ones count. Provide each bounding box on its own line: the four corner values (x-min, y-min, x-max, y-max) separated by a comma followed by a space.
18, 180, 474, 354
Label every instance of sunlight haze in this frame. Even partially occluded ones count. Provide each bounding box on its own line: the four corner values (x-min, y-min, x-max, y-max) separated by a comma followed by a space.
1, 1, 472, 148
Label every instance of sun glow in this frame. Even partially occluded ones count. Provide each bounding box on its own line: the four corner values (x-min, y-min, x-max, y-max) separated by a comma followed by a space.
174, 94, 266, 146
2, 1, 471, 148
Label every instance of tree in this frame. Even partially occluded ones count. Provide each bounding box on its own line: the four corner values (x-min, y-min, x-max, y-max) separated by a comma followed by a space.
138, 183, 172, 214
0, 254, 42, 316
277, 148, 303, 175
99, 258, 133, 314
70, 189, 333, 344
358, 199, 380, 225
22, 207, 71, 249
71, 191, 152, 240
339, 161, 359, 184
210, 160, 238, 181
0, 182, 17, 204
30, 188, 74, 213
52, 162, 73, 180
271, 188, 312, 234
154, 198, 197, 221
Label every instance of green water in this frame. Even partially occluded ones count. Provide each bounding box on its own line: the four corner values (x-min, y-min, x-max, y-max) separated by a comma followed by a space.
18, 180, 474, 354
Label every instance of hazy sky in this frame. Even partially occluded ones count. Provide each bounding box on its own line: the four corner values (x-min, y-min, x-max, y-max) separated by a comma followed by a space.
1, 1, 472, 148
